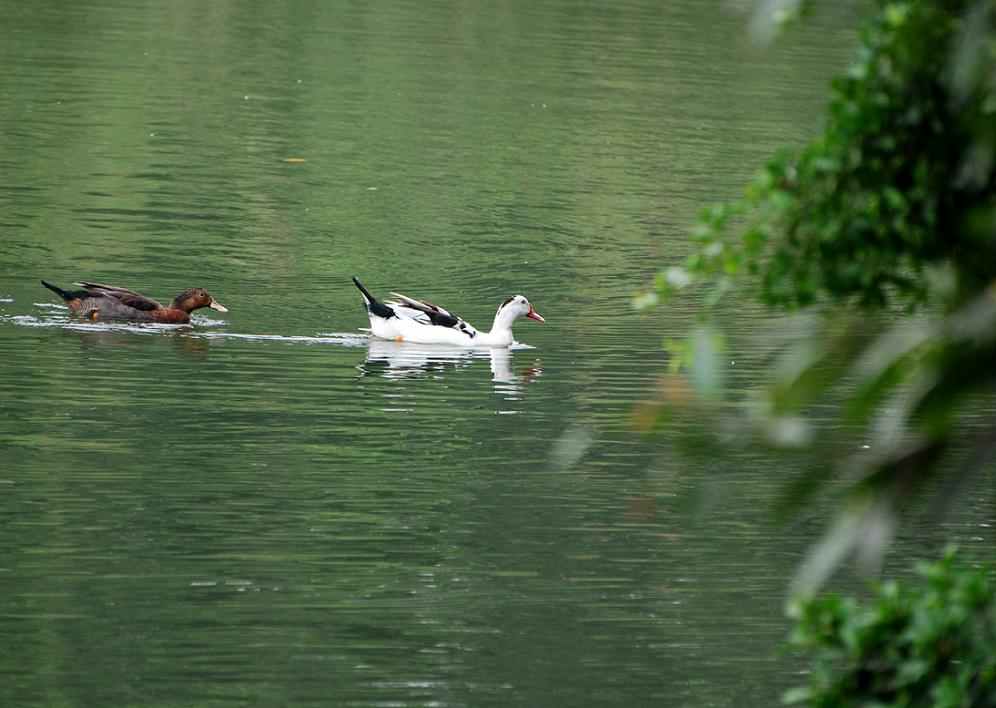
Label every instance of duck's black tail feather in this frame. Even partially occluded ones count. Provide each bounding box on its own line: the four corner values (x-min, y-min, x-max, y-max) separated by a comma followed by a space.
352, 276, 395, 319
41, 280, 91, 302
41, 280, 66, 297
41, 280, 70, 300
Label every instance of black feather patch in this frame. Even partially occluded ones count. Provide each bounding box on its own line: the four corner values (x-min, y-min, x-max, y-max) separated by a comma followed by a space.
369, 300, 396, 319
122, 297, 158, 311
427, 311, 459, 328
41, 280, 89, 301
352, 277, 396, 319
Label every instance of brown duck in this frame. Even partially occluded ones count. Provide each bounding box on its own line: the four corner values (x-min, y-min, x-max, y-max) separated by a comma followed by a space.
41, 280, 228, 323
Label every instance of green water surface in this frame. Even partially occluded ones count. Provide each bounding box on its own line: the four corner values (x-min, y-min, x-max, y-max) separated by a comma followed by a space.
2, 2, 990, 706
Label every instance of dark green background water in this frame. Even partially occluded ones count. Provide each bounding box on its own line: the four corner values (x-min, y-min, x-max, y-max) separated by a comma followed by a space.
2, 2, 991, 705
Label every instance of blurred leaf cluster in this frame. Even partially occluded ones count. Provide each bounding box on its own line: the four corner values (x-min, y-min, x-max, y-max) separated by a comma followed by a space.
642, 0, 996, 589
783, 549, 996, 706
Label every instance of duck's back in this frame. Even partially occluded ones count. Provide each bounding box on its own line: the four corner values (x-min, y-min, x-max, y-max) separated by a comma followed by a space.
72, 293, 185, 322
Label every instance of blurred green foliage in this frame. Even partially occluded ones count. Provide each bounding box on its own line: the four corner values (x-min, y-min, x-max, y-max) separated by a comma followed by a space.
643, 0, 996, 590
783, 549, 996, 707
666, 0, 996, 310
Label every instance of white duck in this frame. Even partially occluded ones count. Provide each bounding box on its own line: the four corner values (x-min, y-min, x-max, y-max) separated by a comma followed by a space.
352, 276, 544, 347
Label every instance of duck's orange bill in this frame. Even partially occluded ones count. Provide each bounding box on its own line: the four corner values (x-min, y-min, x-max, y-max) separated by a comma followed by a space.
209, 299, 229, 313
527, 307, 545, 323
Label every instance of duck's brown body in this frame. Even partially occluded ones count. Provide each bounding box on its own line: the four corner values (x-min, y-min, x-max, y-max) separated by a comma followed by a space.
41, 281, 227, 323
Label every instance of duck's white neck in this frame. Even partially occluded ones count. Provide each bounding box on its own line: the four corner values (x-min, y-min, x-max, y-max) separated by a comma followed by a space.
481, 308, 518, 347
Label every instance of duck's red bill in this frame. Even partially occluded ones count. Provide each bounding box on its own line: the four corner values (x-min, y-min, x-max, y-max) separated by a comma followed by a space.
527, 308, 545, 323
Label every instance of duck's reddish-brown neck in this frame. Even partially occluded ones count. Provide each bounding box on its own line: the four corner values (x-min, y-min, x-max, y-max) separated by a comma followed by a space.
158, 307, 192, 324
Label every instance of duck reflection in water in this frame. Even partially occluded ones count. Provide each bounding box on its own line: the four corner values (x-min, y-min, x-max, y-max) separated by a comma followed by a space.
51, 322, 216, 359
359, 339, 541, 390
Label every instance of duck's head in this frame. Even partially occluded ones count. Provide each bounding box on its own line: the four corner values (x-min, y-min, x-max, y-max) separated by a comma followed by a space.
495, 295, 544, 326
171, 288, 228, 314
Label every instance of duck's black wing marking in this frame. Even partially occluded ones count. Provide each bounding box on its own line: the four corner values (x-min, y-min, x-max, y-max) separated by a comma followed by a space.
390, 293, 463, 329
120, 297, 159, 311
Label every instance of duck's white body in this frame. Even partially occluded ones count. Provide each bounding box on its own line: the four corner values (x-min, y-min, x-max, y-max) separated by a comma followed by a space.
353, 277, 544, 348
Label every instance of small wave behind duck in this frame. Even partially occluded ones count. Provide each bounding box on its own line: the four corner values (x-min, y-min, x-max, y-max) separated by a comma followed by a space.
3, 313, 190, 335
189, 331, 369, 347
